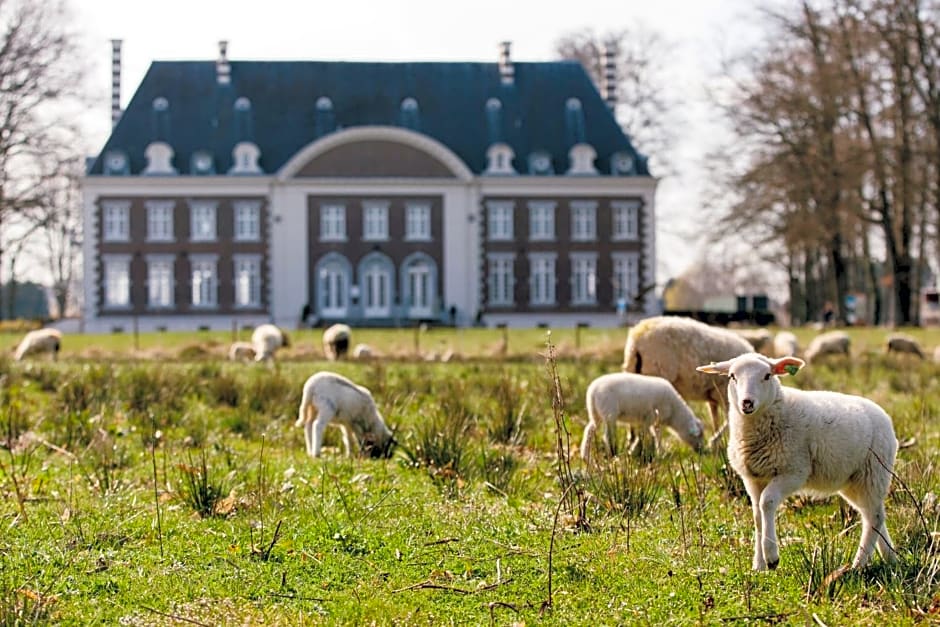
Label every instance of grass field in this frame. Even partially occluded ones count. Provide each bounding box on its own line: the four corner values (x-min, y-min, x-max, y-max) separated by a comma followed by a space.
0, 326, 938, 624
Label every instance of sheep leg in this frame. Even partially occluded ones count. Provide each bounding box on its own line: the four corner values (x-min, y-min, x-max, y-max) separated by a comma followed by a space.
339, 425, 354, 458
758, 474, 806, 570
602, 418, 618, 458
706, 399, 727, 450
741, 477, 766, 570
579, 420, 597, 463
842, 493, 896, 568
309, 409, 335, 458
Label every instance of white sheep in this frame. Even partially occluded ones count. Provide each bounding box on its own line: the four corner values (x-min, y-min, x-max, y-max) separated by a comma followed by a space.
696, 353, 898, 571
322, 323, 352, 361
803, 330, 850, 363
295, 371, 395, 458
352, 343, 373, 360
14, 328, 62, 361
885, 332, 924, 359
773, 331, 799, 357
251, 324, 289, 364
933, 346, 940, 364
580, 372, 704, 463
228, 341, 256, 362
735, 328, 773, 353
623, 316, 753, 435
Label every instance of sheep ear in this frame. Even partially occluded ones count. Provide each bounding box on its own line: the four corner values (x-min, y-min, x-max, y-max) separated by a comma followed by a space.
696, 360, 732, 375
771, 356, 805, 376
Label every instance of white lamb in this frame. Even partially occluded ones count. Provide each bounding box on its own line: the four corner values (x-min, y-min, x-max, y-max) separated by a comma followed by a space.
773, 331, 799, 358
295, 371, 395, 458
803, 330, 850, 363
623, 316, 753, 435
735, 328, 773, 353
14, 328, 62, 361
322, 323, 352, 361
885, 333, 924, 359
228, 341, 256, 362
251, 324, 289, 364
352, 343, 373, 360
580, 373, 704, 463
696, 353, 898, 571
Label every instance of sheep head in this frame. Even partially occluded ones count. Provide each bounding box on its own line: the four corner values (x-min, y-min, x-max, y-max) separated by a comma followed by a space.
696, 353, 805, 416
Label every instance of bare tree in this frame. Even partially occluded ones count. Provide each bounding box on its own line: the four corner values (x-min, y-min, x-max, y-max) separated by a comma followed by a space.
35, 156, 82, 318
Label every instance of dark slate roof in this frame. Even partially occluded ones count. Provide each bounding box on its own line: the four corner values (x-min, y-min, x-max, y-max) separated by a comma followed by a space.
88, 60, 650, 176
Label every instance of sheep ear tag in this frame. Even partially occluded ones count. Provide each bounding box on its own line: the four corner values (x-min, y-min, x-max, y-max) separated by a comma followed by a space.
772, 357, 805, 377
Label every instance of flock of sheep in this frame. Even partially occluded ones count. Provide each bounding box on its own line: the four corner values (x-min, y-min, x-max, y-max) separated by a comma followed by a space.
9, 316, 929, 571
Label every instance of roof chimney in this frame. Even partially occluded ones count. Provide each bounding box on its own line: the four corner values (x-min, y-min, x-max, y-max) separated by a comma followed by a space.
110, 39, 122, 128
216, 40, 231, 85
498, 41, 514, 86
601, 43, 617, 110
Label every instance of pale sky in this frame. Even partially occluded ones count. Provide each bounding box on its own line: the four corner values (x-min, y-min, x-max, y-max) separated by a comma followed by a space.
72, 0, 767, 286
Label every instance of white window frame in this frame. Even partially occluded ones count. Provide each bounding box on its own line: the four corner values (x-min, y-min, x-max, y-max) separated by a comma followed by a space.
362, 201, 390, 241
486, 201, 514, 241
528, 253, 557, 306
570, 201, 598, 242
189, 200, 217, 242
233, 254, 262, 308
146, 201, 174, 242
102, 200, 131, 242
146, 255, 175, 308
318, 257, 350, 317
320, 203, 347, 242
570, 252, 598, 306
405, 201, 432, 241
190, 254, 218, 309
102, 255, 131, 308
487, 253, 515, 307
360, 257, 394, 318
612, 252, 641, 305
528, 201, 556, 241
234, 200, 262, 242
612, 200, 640, 242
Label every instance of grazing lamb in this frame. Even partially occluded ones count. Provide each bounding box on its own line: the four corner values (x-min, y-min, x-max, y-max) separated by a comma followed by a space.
773, 331, 799, 358
803, 330, 850, 363
228, 341, 256, 362
696, 353, 898, 571
580, 373, 704, 463
735, 328, 773, 353
295, 371, 395, 458
885, 333, 924, 359
14, 328, 62, 361
352, 343, 373, 360
251, 324, 290, 364
322, 323, 352, 361
623, 316, 753, 435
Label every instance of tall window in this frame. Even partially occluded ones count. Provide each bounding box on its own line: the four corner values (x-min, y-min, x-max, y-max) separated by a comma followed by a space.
405, 202, 431, 241
570, 201, 597, 241
612, 253, 640, 304
403, 255, 436, 318
362, 201, 389, 241
320, 204, 346, 241
361, 256, 393, 317
570, 253, 598, 305
190, 201, 217, 241
487, 201, 513, 241
191, 256, 218, 307
103, 256, 131, 307
234, 201, 261, 241
147, 257, 174, 307
612, 201, 639, 241
529, 254, 556, 306
529, 201, 555, 241
317, 256, 350, 317
102, 201, 130, 242
146, 201, 174, 242
487, 253, 515, 306
234, 255, 262, 307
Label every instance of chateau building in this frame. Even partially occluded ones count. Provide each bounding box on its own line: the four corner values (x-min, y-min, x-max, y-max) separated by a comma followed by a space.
82, 41, 657, 331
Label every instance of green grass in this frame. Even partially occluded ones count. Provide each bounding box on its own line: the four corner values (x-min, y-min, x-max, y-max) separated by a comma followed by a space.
0, 327, 936, 623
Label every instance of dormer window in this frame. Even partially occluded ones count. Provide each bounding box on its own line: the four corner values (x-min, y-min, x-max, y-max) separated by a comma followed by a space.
315, 96, 335, 137
153, 97, 168, 112
485, 144, 515, 175
234, 97, 251, 112
567, 144, 598, 175
143, 142, 176, 175
190, 150, 215, 175
103, 150, 129, 175
399, 97, 420, 130
528, 151, 553, 175
610, 151, 635, 175
229, 142, 262, 174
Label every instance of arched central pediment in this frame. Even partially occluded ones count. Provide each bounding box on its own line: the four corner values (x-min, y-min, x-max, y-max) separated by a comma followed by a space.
277, 127, 473, 182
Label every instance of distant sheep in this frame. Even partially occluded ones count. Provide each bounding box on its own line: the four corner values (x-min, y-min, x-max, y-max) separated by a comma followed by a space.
735, 328, 773, 353
885, 333, 924, 359
14, 328, 62, 361
697, 353, 898, 570
773, 331, 799, 358
322, 324, 351, 361
251, 324, 289, 364
228, 341, 256, 362
623, 316, 753, 436
352, 343, 373, 360
804, 330, 850, 363
295, 371, 395, 458
580, 372, 704, 463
